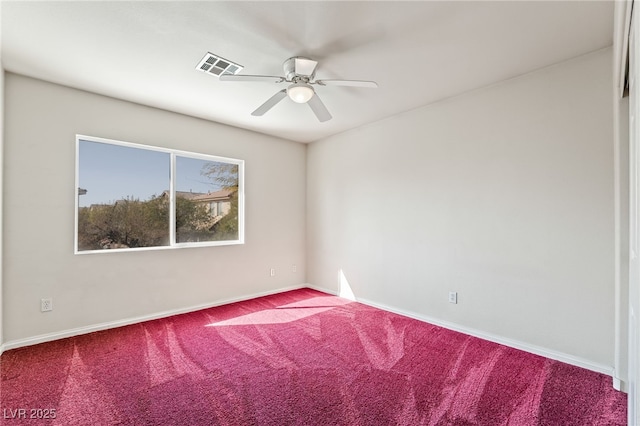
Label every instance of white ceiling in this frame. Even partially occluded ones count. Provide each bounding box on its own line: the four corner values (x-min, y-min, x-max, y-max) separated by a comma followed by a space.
1, 1, 614, 143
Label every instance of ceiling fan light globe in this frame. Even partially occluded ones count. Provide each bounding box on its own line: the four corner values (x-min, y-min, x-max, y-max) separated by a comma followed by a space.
287, 83, 314, 103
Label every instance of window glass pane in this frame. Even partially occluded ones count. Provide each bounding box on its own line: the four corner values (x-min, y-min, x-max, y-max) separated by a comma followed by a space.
76, 136, 243, 254
175, 156, 240, 243
77, 140, 170, 251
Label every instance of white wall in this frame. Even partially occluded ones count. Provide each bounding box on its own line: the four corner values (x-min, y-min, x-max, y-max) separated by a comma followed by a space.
307, 48, 615, 369
3, 73, 306, 344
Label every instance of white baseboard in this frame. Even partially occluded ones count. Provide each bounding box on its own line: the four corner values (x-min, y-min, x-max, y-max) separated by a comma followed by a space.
308, 284, 615, 378
613, 376, 625, 392
1, 284, 308, 352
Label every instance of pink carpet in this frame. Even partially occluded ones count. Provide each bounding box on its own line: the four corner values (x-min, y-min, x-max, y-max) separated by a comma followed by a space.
0, 288, 627, 425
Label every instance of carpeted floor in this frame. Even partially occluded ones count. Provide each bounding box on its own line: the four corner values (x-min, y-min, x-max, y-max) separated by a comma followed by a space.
0, 288, 627, 425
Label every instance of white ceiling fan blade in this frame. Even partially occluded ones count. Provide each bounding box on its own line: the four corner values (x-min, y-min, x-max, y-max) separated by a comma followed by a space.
220, 74, 285, 83
294, 57, 318, 77
307, 94, 332, 122
315, 79, 378, 88
252, 89, 287, 116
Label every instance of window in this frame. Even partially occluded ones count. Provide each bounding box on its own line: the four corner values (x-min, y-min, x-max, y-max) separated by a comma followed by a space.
75, 135, 244, 253
209, 201, 224, 217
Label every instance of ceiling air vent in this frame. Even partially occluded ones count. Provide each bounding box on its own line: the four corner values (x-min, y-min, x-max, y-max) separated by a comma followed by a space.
196, 53, 243, 77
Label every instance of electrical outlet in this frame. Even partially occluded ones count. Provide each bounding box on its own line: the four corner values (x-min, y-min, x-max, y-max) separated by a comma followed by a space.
448, 292, 458, 304
292, 265, 297, 273
270, 268, 276, 277
41, 298, 53, 312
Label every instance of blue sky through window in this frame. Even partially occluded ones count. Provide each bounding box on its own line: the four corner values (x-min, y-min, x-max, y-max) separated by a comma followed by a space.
78, 140, 222, 207
175, 156, 225, 194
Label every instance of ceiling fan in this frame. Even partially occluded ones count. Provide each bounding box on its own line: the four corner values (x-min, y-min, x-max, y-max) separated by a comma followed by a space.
219, 56, 378, 122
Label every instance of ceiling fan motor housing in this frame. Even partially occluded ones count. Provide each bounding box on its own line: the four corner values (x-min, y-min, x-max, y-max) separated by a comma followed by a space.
283, 56, 316, 81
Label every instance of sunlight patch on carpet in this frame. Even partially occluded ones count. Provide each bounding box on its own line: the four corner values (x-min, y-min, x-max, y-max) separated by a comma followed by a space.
206, 307, 333, 326
55, 346, 121, 425
277, 295, 354, 309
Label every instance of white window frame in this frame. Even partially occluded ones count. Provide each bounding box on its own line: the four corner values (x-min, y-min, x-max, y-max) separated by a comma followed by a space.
74, 134, 244, 254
